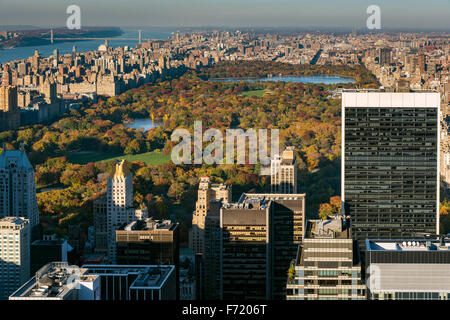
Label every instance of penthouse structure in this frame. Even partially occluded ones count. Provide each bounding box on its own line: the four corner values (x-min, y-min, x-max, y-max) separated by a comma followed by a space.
286, 215, 365, 300
342, 91, 440, 250
366, 239, 450, 300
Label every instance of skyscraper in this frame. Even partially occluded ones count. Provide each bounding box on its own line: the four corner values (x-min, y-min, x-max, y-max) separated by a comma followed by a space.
190, 176, 231, 255
105, 160, 147, 263
0, 85, 20, 131
271, 146, 297, 194
93, 195, 107, 255
220, 197, 272, 300
189, 176, 231, 300
239, 193, 306, 300
342, 91, 440, 250
379, 48, 391, 66
0, 217, 30, 300
0, 146, 39, 228
115, 218, 179, 299
219, 192, 306, 300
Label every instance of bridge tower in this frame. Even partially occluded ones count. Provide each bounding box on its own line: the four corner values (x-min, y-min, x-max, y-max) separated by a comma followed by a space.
50, 29, 53, 44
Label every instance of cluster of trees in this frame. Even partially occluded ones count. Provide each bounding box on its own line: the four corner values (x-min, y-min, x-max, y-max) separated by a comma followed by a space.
197, 60, 380, 87
0, 60, 381, 240
318, 196, 342, 219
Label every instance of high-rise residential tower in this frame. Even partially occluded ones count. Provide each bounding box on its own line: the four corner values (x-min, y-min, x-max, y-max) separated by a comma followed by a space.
189, 176, 231, 300
190, 176, 231, 255
0, 85, 20, 131
0, 146, 39, 228
105, 160, 147, 263
0, 217, 30, 300
271, 146, 297, 194
379, 48, 391, 66
342, 91, 440, 250
116, 218, 179, 299
219, 192, 306, 300
220, 197, 272, 300
239, 193, 306, 300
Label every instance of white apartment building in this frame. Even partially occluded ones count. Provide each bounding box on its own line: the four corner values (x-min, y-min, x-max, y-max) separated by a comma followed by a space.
270, 146, 297, 194
0, 216, 30, 299
106, 160, 147, 263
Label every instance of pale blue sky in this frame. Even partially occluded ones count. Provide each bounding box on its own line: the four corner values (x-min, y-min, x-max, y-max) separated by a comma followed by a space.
0, 0, 449, 30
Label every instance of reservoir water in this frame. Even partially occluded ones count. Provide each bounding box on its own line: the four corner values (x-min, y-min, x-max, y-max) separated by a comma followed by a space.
123, 119, 161, 132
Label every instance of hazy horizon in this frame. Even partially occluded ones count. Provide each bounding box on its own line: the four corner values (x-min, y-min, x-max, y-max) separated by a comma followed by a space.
0, 0, 449, 30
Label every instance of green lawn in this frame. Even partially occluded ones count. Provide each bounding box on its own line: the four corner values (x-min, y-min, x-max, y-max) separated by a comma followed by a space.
239, 89, 267, 97
68, 151, 172, 166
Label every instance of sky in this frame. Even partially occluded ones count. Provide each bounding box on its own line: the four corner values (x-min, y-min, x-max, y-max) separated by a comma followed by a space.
0, 0, 449, 30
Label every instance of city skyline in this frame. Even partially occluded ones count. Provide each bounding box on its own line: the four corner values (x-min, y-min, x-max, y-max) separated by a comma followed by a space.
0, 0, 449, 30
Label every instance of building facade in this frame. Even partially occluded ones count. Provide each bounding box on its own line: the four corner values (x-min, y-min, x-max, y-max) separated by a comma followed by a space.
366, 239, 450, 300
105, 160, 147, 263
189, 176, 231, 300
93, 194, 107, 255
190, 176, 231, 255
270, 146, 297, 194
115, 218, 179, 298
30, 239, 68, 275
0, 85, 20, 132
342, 91, 440, 250
0, 146, 39, 229
0, 217, 30, 300
220, 198, 272, 300
240, 193, 306, 300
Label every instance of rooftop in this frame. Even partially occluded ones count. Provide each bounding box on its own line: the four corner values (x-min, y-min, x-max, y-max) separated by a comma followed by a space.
119, 218, 177, 231
0, 216, 29, 228
0, 145, 33, 170
109, 159, 131, 179
9, 262, 97, 299
240, 193, 306, 202
82, 264, 175, 289
342, 90, 440, 108
306, 215, 352, 239
366, 239, 450, 252
223, 196, 270, 211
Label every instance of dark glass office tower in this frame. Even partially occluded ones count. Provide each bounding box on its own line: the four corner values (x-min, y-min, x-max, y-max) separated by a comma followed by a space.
342, 91, 440, 249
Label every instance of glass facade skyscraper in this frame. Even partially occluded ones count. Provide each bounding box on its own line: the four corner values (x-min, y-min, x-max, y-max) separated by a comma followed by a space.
342, 91, 440, 248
